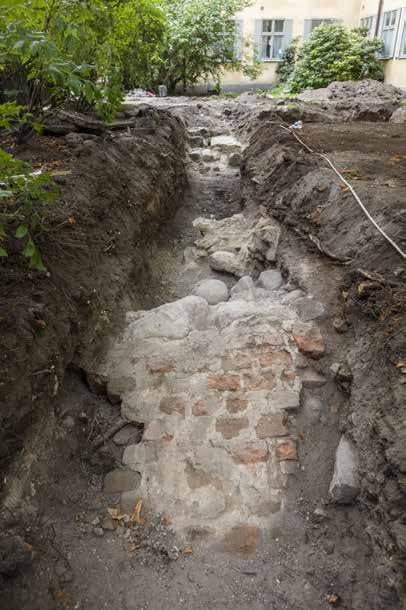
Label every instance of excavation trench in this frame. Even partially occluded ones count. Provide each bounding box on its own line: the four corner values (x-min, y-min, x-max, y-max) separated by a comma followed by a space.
2, 99, 405, 610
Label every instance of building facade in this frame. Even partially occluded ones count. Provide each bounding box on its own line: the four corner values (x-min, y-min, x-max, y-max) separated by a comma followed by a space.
222, 0, 406, 90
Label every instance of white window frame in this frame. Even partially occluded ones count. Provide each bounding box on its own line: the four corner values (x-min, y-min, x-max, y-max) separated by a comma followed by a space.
397, 8, 406, 58
260, 19, 287, 61
360, 15, 376, 38
304, 18, 336, 39
380, 9, 401, 58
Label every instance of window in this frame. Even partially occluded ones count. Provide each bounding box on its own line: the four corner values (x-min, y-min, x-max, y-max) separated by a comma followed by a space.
380, 9, 400, 57
399, 13, 406, 57
360, 15, 376, 37
304, 19, 336, 40
255, 19, 293, 60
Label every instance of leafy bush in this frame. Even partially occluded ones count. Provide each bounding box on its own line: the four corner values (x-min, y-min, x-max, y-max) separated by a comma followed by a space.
0, 0, 166, 129
0, 147, 57, 270
276, 37, 300, 84
154, 0, 261, 93
289, 24, 384, 93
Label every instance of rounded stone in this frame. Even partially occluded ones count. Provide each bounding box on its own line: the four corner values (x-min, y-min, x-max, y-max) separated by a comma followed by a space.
193, 279, 229, 305
257, 270, 284, 291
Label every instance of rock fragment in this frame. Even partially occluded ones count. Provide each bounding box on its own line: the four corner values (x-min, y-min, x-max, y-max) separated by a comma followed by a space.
292, 324, 325, 360
294, 297, 326, 322
193, 279, 229, 305
329, 436, 360, 503
103, 469, 141, 494
257, 270, 283, 291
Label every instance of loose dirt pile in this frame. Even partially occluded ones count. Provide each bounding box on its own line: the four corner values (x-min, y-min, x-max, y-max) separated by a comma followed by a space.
296, 79, 406, 121
236, 79, 406, 124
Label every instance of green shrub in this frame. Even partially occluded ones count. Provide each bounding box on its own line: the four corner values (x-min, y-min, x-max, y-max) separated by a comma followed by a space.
0, 147, 57, 270
276, 37, 300, 84
289, 24, 384, 93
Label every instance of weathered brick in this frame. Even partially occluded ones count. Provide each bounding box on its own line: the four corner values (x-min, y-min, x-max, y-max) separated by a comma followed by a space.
223, 525, 259, 554
226, 395, 248, 414
208, 373, 241, 391
256, 414, 289, 439
292, 325, 325, 360
232, 441, 268, 465
258, 350, 292, 368
192, 398, 220, 417
275, 438, 298, 461
243, 371, 275, 391
216, 417, 249, 440
146, 358, 176, 373
159, 395, 185, 416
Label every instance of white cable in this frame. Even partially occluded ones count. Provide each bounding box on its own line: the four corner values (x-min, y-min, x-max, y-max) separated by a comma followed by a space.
278, 125, 406, 260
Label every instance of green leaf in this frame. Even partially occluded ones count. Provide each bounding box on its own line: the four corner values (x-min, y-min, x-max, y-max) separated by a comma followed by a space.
22, 238, 35, 258
0, 247, 8, 257
15, 224, 28, 238
29, 247, 46, 271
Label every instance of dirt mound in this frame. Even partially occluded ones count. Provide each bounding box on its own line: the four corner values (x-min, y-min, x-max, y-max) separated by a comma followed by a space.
0, 108, 186, 473
297, 79, 405, 121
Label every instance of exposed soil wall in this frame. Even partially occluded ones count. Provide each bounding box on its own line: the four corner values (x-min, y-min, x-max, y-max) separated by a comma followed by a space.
240, 118, 406, 600
0, 108, 186, 472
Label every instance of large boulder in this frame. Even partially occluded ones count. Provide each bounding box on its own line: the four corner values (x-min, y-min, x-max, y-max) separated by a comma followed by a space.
329, 436, 360, 504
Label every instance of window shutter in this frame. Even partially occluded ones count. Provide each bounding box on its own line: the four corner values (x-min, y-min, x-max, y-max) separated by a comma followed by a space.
254, 19, 263, 58
234, 19, 244, 60
392, 9, 402, 56
303, 19, 312, 40
283, 19, 293, 49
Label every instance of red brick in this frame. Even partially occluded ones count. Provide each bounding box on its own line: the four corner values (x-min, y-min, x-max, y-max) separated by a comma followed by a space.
258, 350, 292, 368
275, 438, 298, 461
147, 359, 176, 373
226, 395, 248, 414
223, 525, 259, 554
292, 326, 325, 360
255, 414, 289, 439
232, 442, 268, 465
216, 417, 249, 440
208, 373, 241, 392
